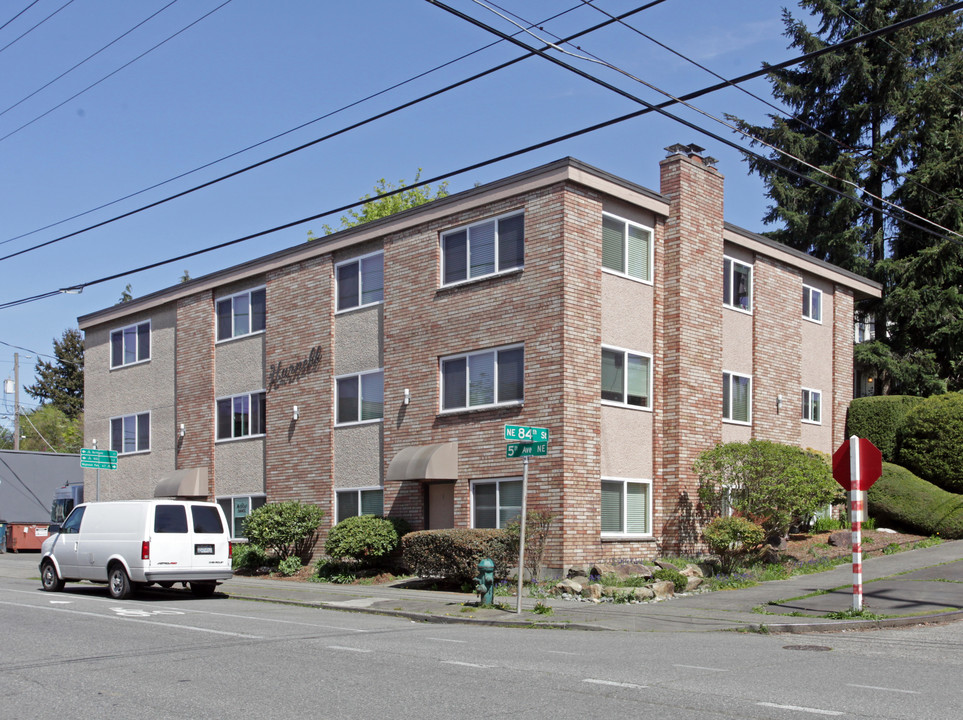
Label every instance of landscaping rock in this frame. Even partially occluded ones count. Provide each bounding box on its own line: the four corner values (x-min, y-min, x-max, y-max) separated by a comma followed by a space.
582, 583, 603, 601
618, 563, 655, 579
553, 578, 582, 596
681, 563, 704, 578
685, 576, 703, 592
632, 586, 655, 601
568, 575, 591, 587
567, 565, 591, 579
828, 531, 852, 547
651, 580, 675, 599
590, 563, 618, 577
654, 560, 679, 572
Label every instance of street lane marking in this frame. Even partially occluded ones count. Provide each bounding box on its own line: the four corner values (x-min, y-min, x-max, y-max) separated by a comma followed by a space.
546, 650, 578, 655
583, 679, 646, 689
674, 664, 728, 672
757, 702, 842, 716
847, 684, 920, 695
327, 646, 371, 653
0, 600, 261, 638
427, 637, 467, 643
443, 661, 492, 669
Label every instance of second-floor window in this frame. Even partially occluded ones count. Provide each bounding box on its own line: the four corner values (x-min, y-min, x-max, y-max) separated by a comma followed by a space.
216, 391, 266, 440
602, 214, 652, 282
803, 285, 822, 322
110, 412, 150, 454
723, 371, 752, 424
216, 288, 266, 341
802, 388, 822, 423
441, 345, 523, 411
337, 252, 384, 311
110, 321, 150, 368
441, 212, 524, 285
336, 370, 384, 424
601, 346, 652, 409
724, 257, 752, 312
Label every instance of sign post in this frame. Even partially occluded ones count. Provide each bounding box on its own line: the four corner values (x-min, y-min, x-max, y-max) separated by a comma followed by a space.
832, 436, 883, 612
504, 425, 549, 614
81, 443, 118, 502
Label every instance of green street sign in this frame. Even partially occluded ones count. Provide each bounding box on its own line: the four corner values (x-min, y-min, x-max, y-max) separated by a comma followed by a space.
80, 448, 118, 470
504, 424, 549, 442
506, 442, 548, 458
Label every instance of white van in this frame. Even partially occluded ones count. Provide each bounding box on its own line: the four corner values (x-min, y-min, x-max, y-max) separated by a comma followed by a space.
39, 500, 233, 599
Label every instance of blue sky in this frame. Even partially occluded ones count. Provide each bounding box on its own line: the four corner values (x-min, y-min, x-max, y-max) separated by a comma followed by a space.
0, 0, 812, 426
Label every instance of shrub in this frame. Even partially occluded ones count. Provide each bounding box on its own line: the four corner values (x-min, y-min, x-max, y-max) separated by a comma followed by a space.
868, 462, 963, 538
242, 501, 325, 562
232, 542, 269, 571
846, 395, 925, 462
401, 529, 515, 584
811, 516, 844, 533
277, 556, 303, 577
652, 568, 688, 594
898, 392, 963, 492
696, 440, 840, 540
325, 515, 399, 566
504, 510, 556, 581
701, 516, 765, 573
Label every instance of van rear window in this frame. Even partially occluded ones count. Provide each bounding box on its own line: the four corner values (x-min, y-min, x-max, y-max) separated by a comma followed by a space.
154, 505, 188, 533
192, 505, 224, 534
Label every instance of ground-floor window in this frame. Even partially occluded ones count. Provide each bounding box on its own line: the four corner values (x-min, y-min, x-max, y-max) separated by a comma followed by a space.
601, 478, 650, 536
336, 487, 384, 524
471, 478, 522, 529
216, 495, 266, 539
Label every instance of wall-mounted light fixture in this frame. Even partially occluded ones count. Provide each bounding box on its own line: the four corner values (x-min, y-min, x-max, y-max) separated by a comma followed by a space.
292, 405, 299, 421
403, 388, 410, 406
178, 423, 186, 438
776, 394, 784, 411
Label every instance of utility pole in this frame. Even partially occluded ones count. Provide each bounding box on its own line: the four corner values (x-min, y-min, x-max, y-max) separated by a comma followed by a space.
13, 352, 19, 451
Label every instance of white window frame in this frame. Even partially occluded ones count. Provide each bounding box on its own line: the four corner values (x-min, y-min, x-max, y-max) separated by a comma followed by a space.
470, 478, 522, 529
600, 477, 652, 538
803, 284, 822, 323
601, 212, 654, 284
216, 286, 266, 342
723, 371, 752, 425
335, 369, 384, 426
802, 388, 822, 424
723, 256, 753, 313
216, 390, 266, 442
216, 494, 266, 539
335, 250, 384, 313
335, 486, 385, 524
110, 320, 151, 369
109, 411, 150, 455
440, 211, 524, 286
601, 345, 653, 410
440, 344, 524, 412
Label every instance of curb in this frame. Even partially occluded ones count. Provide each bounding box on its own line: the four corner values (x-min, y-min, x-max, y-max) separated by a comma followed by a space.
744, 607, 963, 634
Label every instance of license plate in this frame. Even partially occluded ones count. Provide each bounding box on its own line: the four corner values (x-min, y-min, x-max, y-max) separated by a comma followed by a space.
195, 544, 214, 555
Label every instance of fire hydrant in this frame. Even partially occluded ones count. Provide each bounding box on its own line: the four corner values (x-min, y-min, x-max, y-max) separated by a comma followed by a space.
475, 558, 495, 605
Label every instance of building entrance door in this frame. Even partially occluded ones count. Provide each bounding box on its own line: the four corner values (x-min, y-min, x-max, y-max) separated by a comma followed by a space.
427, 482, 454, 529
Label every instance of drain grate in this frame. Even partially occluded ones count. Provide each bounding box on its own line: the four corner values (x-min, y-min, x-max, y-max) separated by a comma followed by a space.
783, 645, 833, 652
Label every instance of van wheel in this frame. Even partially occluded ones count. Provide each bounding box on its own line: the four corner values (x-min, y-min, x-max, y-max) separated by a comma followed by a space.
108, 565, 132, 599
41, 561, 65, 592
190, 582, 216, 598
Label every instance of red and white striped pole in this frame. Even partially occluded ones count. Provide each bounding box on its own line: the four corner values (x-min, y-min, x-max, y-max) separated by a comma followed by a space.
849, 435, 863, 612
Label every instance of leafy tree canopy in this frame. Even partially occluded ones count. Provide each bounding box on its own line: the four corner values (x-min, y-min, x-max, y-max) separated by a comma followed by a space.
17, 406, 84, 454
24, 328, 84, 420
309, 170, 449, 239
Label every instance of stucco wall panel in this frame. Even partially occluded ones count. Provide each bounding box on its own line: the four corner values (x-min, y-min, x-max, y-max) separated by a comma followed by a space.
214, 440, 265, 496
334, 423, 384, 487
215, 334, 265, 396
334, 305, 383, 375
600, 407, 652, 477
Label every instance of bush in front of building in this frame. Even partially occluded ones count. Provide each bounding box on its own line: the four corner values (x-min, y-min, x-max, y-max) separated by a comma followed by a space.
869, 462, 963, 538
325, 515, 400, 567
503, 510, 557, 581
652, 567, 688, 594
701, 516, 766, 573
846, 394, 925, 462
401, 528, 515, 584
232, 542, 270, 571
242, 501, 325, 562
898, 392, 963, 492
696, 440, 840, 542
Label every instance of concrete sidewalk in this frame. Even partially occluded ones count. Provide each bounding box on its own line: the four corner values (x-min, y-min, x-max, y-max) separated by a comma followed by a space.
4, 540, 962, 633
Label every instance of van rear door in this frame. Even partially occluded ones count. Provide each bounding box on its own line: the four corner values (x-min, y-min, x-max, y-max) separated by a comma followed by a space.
188, 504, 231, 572
149, 504, 192, 573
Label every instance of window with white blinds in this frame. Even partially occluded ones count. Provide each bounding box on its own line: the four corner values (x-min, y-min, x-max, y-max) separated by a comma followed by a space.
441, 212, 524, 285
602, 213, 652, 282
472, 479, 522, 529
601, 479, 650, 535
723, 372, 752, 424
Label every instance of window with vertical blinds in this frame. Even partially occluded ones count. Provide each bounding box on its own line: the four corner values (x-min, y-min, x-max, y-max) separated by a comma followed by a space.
336, 488, 384, 523
723, 372, 752, 424
601, 479, 650, 535
441, 212, 524, 285
472, 479, 522, 529
441, 345, 524, 411
335, 370, 384, 425
336, 251, 384, 311
602, 213, 652, 282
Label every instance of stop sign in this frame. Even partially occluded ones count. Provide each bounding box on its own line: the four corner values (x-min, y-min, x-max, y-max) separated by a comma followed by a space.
832, 437, 883, 491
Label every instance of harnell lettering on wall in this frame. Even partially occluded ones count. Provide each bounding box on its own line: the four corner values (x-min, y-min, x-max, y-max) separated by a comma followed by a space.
267, 345, 322, 391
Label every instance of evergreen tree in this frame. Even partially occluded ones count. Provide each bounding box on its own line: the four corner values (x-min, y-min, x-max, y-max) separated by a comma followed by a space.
24, 328, 85, 419
731, 0, 963, 393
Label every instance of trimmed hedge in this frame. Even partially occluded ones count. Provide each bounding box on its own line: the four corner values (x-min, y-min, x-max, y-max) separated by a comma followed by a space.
868, 462, 963, 538
401, 529, 515, 583
846, 395, 925, 462
898, 392, 963, 492
325, 515, 399, 566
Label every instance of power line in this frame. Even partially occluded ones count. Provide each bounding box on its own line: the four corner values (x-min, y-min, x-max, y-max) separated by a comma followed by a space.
0, 0, 234, 144
430, 0, 963, 245
2, 1, 958, 310
0, 0, 74, 55
0, 1, 593, 250
0, 1, 666, 264
0, 0, 42, 33
0, 0, 180, 120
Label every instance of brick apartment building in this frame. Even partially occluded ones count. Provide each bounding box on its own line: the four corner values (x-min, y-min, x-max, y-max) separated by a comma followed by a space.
77, 146, 881, 573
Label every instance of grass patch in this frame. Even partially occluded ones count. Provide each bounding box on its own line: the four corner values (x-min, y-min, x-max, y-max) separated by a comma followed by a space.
823, 609, 885, 621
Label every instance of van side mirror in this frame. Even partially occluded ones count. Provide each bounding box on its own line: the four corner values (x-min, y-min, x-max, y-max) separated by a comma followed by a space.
47, 523, 62, 534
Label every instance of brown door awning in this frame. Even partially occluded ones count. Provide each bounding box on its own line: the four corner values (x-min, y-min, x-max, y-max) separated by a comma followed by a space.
386, 442, 458, 482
